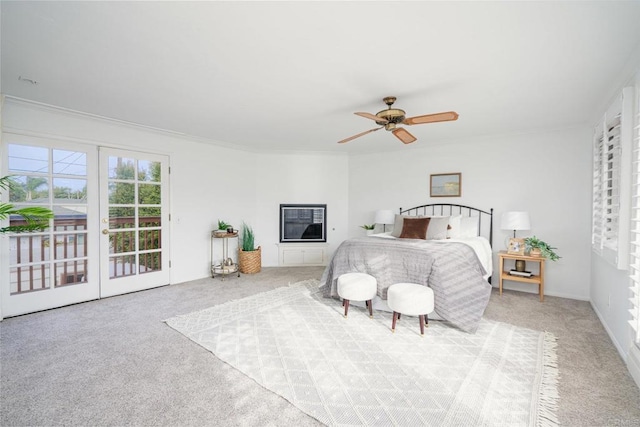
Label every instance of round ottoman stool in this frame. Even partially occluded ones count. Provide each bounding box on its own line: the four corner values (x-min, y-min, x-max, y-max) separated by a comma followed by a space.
387, 283, 434, 336
337, 273, 377, 318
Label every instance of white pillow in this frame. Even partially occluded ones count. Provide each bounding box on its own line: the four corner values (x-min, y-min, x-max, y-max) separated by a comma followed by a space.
447, 215, 462, 238
459, 217, 479, 238
426, 216, 450, 240
390, 214, 405, 237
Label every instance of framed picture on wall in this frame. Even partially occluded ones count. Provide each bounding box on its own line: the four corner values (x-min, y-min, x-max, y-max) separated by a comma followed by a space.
430, 173, 461, 197
507, 238, 525, 255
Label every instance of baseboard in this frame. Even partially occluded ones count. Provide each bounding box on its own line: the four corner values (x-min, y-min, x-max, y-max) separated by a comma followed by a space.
628, 345, 640, 389
591, 301, 628, 362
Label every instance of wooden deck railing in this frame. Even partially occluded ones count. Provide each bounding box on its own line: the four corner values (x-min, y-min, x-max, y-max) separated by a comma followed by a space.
9, 216, 161, 294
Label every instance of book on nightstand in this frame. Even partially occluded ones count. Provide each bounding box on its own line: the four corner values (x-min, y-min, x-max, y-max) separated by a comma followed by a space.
509, 269, 533, 277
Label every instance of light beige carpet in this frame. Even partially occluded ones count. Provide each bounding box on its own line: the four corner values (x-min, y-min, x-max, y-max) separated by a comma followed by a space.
166, 279, 559, 426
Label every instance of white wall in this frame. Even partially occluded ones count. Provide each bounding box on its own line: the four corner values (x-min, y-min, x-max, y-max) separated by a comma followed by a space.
348, 126, 593, 300
1, 98, 348, 286
254, 153, 349, 266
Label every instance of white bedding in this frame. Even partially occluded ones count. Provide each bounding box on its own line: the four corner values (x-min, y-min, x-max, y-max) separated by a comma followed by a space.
369, 232, 493, 278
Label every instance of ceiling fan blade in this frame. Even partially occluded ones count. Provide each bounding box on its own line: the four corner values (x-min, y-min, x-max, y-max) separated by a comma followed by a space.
392, 127, 417, 144
355, 112, 388, 124
337, 127, 382, 144
403, 111, 459, 125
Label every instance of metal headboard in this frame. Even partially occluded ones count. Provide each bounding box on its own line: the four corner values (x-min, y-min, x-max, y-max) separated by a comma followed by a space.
399, 203, 494, 247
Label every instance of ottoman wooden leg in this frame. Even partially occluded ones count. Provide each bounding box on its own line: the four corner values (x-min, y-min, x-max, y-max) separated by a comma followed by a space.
419, 315, 425, 336
425, 314, 429, 328
344, 299, 350, 317
392, 311, 399, 332
366, 300, 373, 318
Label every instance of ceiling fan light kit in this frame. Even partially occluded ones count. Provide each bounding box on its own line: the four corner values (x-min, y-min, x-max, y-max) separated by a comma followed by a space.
339, 96, 459, 145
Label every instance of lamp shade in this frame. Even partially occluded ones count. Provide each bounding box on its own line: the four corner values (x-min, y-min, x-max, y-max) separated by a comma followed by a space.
374, 209, 395, 225
500, 211, 531, 231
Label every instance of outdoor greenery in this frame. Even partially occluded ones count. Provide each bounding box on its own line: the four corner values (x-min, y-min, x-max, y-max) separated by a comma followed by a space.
524, 236, 560, 261
108, 160, 162, 270
360, 224, 375, 230
0, 175, 54, 234
241, 222, 256, 251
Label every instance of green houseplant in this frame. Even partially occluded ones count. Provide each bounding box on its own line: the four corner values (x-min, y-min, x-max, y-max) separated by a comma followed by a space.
217, 219, 233, 232
360, 224, 375, 235
238, 222, 261, 274
524, 236, 560, 261
0, 176, 54, 234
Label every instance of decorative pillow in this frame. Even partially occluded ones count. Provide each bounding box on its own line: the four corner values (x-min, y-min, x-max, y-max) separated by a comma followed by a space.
399, 217, 430, 239
391, 214, 426, 237
447, 215, 462, 238
459, 217, 479, 238
390, 214, 405, 238
426, 216, 450, 240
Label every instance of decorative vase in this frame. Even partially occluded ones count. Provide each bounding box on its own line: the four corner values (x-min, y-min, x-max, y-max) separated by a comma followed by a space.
238, 246, 261, 274
529, 248, 542, 257
366, 229, 374, 236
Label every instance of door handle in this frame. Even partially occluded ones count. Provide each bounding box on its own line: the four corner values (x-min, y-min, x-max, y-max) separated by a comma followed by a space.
102, 229, 109, 235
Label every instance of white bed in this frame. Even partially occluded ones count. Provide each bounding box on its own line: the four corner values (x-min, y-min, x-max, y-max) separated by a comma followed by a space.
320, 203, 494, 332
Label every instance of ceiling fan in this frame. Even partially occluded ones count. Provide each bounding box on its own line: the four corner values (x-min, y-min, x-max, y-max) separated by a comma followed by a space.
338, 96, 458, 144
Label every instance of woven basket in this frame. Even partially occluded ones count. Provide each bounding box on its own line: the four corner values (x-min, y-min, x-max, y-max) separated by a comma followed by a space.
238, 246, 261, 274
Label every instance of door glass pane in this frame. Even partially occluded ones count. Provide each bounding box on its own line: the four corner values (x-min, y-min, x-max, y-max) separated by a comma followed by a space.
54, 233, 87, 259
138, 183, 160, 204
109, 255, 136, 278
139, 207, 161, 227
53, 150, 87, 176
9, 235, 49, 264
138, 160, 161, 182
54, 206, 87, 230
55, 261, 88, 287
53, 178, 87, 201
109, 230, 136, 254
8, 145, 48, 173
10, 265, 50, 294
139, 229, 161, 250
139, 252, 161, 273
108, 157, 135, 179
108, 182, 135, 204
8, 176, 49, 203
109, 207, 135, 228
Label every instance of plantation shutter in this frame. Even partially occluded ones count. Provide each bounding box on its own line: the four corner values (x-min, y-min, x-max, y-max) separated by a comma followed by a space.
604, 114, 622, 251
592, 88, 632, 269
629, 84, 640, 345
592, 124, 605, 253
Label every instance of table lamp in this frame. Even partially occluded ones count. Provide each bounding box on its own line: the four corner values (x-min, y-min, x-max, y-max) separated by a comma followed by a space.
500, 211, 531, 238
501, 211, 531, 272
374, 209, 395, 232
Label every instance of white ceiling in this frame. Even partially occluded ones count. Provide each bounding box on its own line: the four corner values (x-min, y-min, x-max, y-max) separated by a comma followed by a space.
3, 1, 640, 154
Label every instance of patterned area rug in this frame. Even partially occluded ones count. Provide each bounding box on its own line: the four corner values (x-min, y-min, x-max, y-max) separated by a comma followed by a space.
165, 280, 559, 426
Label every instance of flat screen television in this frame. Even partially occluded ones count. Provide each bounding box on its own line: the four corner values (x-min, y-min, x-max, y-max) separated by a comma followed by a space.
280, 204, 327, 243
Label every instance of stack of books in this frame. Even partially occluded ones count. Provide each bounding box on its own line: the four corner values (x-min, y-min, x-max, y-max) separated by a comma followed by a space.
509, 269, 533, 277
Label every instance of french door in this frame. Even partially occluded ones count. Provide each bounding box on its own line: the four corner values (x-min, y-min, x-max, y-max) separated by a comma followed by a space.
98, 148, 169, 297
1, 136, 170, 317
1, 136, 99, 317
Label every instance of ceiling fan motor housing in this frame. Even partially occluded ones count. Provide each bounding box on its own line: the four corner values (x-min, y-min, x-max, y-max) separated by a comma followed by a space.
376, 108, 406, 127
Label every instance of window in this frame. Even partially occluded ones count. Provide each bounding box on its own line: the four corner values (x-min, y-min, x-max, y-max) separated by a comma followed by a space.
592, 89, 633, 269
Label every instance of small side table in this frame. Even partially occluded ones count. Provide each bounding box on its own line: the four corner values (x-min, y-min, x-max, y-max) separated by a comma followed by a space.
498, 251, 546, 302
210, 231, 240, 279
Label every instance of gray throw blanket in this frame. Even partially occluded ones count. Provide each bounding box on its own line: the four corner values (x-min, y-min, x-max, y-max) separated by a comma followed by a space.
320, 237, 491, 333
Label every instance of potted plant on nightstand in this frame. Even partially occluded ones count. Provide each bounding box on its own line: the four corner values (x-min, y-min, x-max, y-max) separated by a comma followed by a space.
360, 224, 375, 235
238, 222, 261, 274
524, 236, 560, 261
